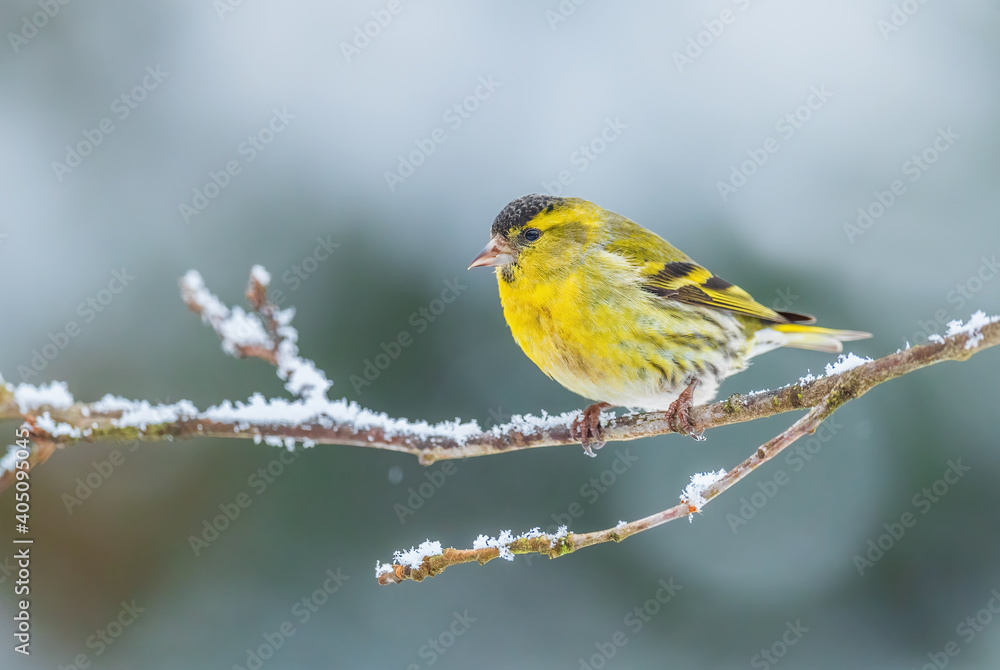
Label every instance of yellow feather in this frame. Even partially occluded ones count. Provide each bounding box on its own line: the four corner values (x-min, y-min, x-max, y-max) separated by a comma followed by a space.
477, 194, 872, 412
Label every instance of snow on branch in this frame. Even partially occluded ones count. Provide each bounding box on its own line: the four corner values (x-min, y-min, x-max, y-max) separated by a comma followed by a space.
180, 266, 330, 398
373, 309, 999, 583
1, 269, 998, 585
375, 400, 842, 584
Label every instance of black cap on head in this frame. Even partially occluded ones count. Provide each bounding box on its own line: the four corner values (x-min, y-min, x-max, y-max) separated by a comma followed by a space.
491, 194, 563, 238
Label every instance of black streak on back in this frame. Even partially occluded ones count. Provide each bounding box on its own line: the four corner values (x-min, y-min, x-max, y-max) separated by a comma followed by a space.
703, 275, 733, 290
657, 261, 698, 280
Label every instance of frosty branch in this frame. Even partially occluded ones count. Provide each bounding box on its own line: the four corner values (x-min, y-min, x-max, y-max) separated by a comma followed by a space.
375, 310, 999, 583
0, 268, 997, 585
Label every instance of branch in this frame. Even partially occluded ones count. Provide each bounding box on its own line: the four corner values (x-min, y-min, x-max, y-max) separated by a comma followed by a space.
376, 398, 835, 584
376, 313, 999, 583
1, 269, 997, 583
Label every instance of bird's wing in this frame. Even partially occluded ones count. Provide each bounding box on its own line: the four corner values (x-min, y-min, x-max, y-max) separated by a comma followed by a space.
641, 260, 799, 322
604, 221, 814, 324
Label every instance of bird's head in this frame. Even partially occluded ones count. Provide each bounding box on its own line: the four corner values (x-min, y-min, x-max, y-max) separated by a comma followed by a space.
468, 194, 602, 282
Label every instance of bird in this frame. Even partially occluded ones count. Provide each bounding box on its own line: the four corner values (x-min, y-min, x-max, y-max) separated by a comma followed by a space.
469, 194, 871, 456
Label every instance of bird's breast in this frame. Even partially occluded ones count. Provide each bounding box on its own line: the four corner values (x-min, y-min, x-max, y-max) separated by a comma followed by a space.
496, 263, 749, 410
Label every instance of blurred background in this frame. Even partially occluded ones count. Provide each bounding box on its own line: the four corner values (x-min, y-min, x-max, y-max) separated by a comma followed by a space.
2, 1, 999, 668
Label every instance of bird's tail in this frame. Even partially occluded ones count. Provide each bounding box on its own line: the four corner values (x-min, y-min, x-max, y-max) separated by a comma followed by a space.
766, 323, 872, 354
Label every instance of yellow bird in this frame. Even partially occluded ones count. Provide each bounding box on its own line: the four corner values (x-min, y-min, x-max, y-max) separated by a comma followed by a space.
469, 194, 870, 455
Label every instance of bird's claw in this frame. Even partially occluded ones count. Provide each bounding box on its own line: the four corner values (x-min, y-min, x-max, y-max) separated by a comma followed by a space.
666, 379, 704, 441
571, 402, 611, 456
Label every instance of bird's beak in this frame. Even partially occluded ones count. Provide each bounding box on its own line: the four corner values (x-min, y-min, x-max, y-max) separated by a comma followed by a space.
468, 235, 514, 269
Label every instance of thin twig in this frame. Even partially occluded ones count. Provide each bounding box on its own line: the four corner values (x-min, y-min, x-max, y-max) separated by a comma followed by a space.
377, 398, 837, 584
375, 330, 997, 584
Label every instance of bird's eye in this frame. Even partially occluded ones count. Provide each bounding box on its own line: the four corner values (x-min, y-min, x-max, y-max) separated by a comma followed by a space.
523, 228, 541, 242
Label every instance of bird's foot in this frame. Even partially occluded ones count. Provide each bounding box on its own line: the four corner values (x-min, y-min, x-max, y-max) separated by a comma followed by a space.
665, 379, 705, 441
571, 402, 612, 457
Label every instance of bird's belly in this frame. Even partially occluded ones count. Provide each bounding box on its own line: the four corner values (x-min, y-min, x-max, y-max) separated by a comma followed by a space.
501, 280, 745, 411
